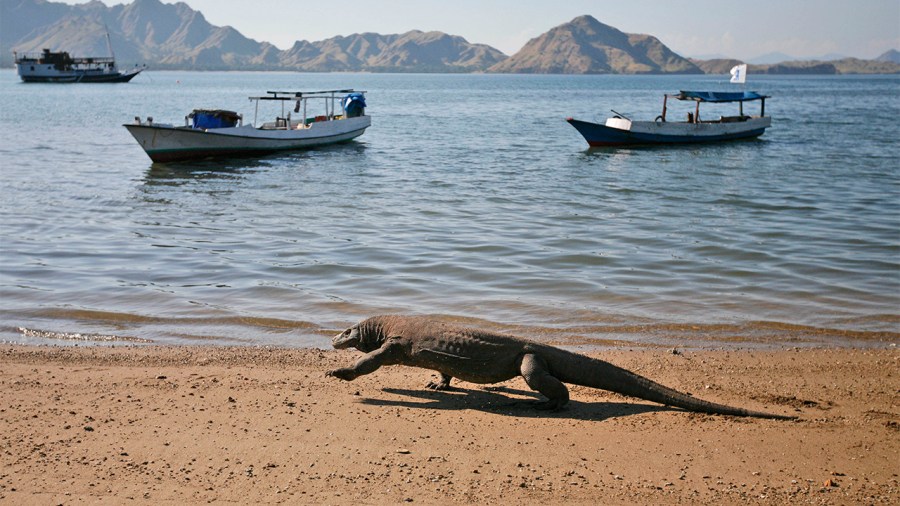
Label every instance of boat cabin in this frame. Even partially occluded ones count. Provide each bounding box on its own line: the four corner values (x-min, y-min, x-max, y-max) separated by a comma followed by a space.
14, 48, 117, 72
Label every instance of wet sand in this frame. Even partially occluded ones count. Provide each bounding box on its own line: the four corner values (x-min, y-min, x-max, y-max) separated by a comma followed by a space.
1, 344, 897, 504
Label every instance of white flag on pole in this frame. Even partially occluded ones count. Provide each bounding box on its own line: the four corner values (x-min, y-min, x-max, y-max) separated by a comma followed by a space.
730, 64, 747, 84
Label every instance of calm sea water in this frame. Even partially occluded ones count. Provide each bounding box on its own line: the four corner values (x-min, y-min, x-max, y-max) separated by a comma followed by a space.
0, 69, 898, 349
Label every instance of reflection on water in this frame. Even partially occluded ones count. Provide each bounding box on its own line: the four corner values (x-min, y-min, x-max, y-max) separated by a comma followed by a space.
141, 137, 369, 183
144, 163, 257, 183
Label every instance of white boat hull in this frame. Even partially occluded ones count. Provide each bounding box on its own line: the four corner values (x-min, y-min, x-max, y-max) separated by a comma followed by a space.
17, 65, 143, 83
124, 116, 371, 162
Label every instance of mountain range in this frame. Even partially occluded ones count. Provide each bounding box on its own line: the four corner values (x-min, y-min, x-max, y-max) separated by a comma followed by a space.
2, 0, 898, 75
1, 0, 506, 72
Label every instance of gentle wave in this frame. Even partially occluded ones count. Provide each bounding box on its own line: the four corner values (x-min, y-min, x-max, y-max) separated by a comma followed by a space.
3, 310, 897, 350
16, 327, 153, 344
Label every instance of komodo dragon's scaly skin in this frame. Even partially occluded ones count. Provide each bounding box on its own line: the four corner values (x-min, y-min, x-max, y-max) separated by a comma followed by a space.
326, 315, 795, 419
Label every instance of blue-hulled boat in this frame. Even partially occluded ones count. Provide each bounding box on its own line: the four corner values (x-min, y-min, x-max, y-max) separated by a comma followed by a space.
567, 91, 771, 147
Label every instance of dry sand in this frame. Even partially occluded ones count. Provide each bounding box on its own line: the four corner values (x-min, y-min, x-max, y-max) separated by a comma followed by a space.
0, 344, 897, 504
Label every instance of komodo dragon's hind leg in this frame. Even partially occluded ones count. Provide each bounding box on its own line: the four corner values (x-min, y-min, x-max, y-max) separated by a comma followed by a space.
519, 353, 569, 410
426, 373, 453, 390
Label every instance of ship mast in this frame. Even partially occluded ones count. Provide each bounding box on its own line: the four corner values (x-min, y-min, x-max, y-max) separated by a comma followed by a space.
104, 24, 115, 60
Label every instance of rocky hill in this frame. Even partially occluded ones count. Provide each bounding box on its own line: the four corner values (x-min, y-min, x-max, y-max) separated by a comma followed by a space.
875, 49, 900, 64
689, 58, 744, 75
692, 57, 900, 75
827, 57, 900, 74
3, 0, 265, 68
281, 31, 506, 73
487, 15, 701, 74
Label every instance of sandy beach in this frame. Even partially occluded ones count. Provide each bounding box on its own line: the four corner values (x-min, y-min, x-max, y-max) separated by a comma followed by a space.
0, 344, 897, 504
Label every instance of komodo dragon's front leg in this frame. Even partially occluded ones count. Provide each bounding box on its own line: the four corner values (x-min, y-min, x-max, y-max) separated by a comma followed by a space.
326, 340, 405, 381
520, 353, 570, 410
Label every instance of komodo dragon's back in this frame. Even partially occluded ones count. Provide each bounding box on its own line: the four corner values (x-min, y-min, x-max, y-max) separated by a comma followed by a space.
327, 315, 796, 420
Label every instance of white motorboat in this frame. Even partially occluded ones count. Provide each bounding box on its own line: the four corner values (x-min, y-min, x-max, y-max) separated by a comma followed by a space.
124, 89, 370, 162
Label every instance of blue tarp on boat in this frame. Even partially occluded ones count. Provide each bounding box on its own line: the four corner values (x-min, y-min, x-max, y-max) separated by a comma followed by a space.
190, 109, 240, 129
675, 91, 767, 102
342, 93, 366, 117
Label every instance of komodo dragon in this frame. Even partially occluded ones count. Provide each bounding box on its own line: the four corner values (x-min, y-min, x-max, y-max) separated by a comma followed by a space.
326, 315, 795, 419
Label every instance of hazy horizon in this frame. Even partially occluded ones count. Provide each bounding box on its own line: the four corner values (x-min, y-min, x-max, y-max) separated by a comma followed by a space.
51, 0, 900, 61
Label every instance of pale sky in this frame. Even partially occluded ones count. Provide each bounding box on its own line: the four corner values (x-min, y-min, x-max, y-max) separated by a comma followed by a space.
60, 0, 899, 60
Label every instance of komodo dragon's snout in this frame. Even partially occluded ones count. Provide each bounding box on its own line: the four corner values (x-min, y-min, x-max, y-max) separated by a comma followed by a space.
326, 315, 797, 420
331, 325, 359, 350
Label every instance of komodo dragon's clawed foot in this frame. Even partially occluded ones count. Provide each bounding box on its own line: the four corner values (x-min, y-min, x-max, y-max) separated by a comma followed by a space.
326, 368, 356, 381
425, 373, 453, 391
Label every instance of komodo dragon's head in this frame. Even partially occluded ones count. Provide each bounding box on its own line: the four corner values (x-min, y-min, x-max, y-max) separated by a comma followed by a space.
332, 324, 363, 350
333, 316, 397, 352
331, 315, 408, 353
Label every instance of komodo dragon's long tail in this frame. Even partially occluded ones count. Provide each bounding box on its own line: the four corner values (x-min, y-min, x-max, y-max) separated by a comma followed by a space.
549, 350, 796, 420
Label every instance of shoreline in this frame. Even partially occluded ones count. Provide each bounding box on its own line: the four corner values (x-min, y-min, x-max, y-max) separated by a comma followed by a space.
5, 317, 899, 351
1, 344, 898, 504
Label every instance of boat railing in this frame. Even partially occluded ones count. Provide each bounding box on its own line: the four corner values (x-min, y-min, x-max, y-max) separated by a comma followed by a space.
70, 56, 116, 65
13, 51, 43, 62
248, 89, 366, 128
13, 51, 116, 65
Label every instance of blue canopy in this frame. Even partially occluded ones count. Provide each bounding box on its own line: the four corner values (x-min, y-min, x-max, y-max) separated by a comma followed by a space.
674, 91, 767, 102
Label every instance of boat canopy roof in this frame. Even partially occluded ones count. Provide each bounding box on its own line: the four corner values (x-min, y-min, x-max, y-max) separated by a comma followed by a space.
671, 91, 768, 103
250, 89, 365, 101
